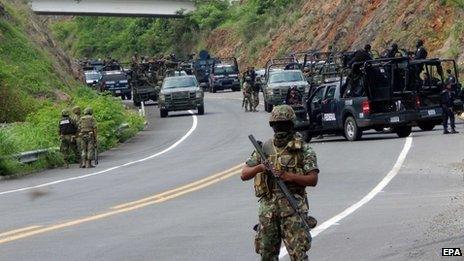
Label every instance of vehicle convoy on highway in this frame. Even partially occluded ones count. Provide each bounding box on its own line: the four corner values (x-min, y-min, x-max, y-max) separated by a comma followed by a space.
263, 58, 310, 112
208, 57, 241, 93
98, 63, 131, 100
158, 75, 205, 117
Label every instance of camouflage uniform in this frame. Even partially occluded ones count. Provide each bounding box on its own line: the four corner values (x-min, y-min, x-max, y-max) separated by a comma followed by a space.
59, 109, 78, 166
78, 107, 97, 168
246, 105, 319, 261
70, 106, 81, 165
243, 77, 253, 112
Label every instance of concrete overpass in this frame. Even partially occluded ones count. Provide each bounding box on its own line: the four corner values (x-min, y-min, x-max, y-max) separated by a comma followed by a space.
30, 0, 196, 17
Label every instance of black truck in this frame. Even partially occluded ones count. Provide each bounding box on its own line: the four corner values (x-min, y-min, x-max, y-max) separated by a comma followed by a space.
99, 64, 131, 100
193, 50, 217, 90
301, 57, 418, 141
208, 57, 241, 93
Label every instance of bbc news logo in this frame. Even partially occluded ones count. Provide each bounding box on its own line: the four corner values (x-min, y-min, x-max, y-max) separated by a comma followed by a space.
442, 248, 462, 257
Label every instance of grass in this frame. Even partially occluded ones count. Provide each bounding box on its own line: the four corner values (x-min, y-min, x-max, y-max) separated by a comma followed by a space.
0, 0, 145, 176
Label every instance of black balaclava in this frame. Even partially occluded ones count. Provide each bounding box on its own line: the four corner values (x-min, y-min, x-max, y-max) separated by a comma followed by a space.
271, 121, 294, 147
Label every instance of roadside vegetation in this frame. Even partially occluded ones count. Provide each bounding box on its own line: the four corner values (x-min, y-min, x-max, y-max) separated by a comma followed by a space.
0, 0, 144, 176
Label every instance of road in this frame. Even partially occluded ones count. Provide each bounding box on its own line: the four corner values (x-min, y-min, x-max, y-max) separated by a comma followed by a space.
0, 91, 463, 260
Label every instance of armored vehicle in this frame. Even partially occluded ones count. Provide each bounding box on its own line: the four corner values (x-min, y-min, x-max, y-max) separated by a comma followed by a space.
158, 76, 205, 118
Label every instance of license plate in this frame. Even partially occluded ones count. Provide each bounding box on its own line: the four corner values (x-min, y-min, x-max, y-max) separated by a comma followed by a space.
427, 109, 436, 116
115, 90, 121, 94
390, 116, 400, 123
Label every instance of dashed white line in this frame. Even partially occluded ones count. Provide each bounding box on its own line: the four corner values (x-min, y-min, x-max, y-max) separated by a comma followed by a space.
279, 136, 413, 259
0, 111, 198, 196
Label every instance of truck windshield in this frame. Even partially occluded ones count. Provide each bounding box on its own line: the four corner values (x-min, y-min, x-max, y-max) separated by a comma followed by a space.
269, 71, 304, 83
102, 73, 126, 81
85, 73, 100, 81
163, 77, 197, 89
214, 66, 237, 75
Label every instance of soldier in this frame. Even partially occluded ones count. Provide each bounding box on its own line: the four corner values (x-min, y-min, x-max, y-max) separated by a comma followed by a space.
70, 106, 82, 166
59, 109, 78, 167
241, 105, 319, 261
243, 76, 253, 112
441, 83, 459, 134
78, 107, 97, 168
414, 39, 428, 60
383, 43, 400, 58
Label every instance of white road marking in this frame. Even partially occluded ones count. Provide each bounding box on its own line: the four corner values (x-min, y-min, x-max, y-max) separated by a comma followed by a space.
279, 136, 413, 259
0, 111, 198, 196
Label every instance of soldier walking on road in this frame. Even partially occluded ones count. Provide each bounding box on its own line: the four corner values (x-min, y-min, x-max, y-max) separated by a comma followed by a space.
78, 107, 97, 168
241, 105, 320, 261
243, 76, 254, 112
59, 109, 78, 168
70, 106, 82, 166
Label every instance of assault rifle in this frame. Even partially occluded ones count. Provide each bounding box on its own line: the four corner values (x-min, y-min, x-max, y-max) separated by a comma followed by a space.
248, 135, 312, 243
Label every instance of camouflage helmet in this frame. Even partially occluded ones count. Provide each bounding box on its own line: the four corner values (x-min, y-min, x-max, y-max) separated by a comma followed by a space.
72, 106, 81, 115
83, 107, 93, 115
269, 105, 296, 123
61, 109, 70, 117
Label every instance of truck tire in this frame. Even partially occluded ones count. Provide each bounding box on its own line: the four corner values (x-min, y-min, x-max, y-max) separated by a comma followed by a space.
160, 109, 168, 118
299, 131, 312, 142
344, 116, 362, 141
395, 126, 412, 138
264, 101, 273, 113
418, 122, 435, 131
133, 99, 141, 107
211, 86, 217, 93
126, 93, 132, 100
198, 104, 205, 115
121, 95, 126, 100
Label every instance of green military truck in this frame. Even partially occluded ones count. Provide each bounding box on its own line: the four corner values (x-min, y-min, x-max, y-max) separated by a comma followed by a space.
131, 62, 161, 107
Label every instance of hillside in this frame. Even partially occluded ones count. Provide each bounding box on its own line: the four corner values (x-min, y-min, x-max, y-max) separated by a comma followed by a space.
0, 0, 144, 175
52, 0, 464, 69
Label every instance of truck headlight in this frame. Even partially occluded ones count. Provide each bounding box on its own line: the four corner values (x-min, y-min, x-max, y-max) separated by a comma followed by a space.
196, 91, 203, 98
159, 94, 165, 101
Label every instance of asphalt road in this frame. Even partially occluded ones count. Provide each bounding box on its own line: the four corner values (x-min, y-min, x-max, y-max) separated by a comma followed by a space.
0, 91, 463, 260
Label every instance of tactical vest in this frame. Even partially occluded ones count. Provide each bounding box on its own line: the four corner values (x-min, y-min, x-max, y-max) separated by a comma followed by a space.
59, 117, 77, 135
254, 135, 306, 198
79, 115, 95, 133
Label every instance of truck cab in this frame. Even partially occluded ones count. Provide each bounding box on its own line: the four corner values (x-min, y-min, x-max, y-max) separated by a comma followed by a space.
209, 57, 240, 93
99, 64, 131, 100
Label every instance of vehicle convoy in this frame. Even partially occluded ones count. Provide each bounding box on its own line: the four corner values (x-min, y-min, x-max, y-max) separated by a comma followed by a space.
98, 64, 131, 100
130, 62, 161, 107
158, 75, 205, 118
263, 58, 310, 112
208, 57, 240, 93
301, 57, 418, 141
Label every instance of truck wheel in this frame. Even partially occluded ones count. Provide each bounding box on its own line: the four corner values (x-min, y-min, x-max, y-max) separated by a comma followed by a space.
133, 99, 141, 107
395, 126, 412, 138
126, 93, 132, 100
418, 122, 435, 131
198, 104, 205, 115
344, 116, 362, 141
160, 109, 168, 118
211, 86, 217, 93
264, 101, 273, 113
299, 131, 312, 142
121, 95, 126, 100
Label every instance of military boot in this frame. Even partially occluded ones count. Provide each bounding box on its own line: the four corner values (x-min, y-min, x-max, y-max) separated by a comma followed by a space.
86, 160, 95, 168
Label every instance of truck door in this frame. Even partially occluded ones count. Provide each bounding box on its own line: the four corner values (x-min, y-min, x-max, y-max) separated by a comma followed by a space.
321, 85, 338, 129
308, 86, 326, 128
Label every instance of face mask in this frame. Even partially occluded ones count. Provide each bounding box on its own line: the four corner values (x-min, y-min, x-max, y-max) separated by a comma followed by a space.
272, 122, 294, 147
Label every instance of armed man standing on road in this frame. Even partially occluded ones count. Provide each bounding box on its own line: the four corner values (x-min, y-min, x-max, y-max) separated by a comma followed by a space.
241, 105, 319, 261
78, 107, 97, 168
70, 106, 82, 167
59, 109, 78, 168
243, 76, 254, 112
442, 83, 459, 134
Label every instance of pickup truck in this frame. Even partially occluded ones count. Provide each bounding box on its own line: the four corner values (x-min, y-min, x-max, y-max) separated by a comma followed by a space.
99, 64, 131, 100
158, 76, 205, 118
301, 58, 417, 141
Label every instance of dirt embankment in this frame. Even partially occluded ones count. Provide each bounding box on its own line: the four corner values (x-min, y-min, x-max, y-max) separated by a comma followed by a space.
206, 0, 464, 68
